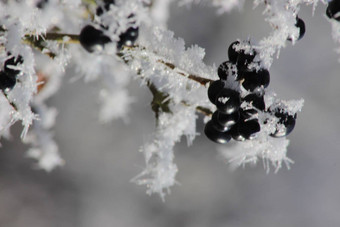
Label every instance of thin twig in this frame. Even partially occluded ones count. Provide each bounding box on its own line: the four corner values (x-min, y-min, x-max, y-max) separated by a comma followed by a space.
157, 60, 213, 86
25, 33, 79, 44
196, 106, 212, 117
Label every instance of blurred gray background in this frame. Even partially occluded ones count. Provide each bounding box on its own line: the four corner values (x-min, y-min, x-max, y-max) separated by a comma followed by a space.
1, 2, 340, 226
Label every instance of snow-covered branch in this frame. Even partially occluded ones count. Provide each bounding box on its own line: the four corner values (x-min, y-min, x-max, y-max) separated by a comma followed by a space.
0, 0, 339, 199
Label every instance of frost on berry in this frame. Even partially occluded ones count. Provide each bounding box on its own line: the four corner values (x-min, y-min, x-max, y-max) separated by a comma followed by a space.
218, 92, 304, 172
250, 0, 322, 69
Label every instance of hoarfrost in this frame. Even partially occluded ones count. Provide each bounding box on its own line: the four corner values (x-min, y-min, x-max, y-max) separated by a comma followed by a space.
0, 0, 334, 199
132, 105, 197, 200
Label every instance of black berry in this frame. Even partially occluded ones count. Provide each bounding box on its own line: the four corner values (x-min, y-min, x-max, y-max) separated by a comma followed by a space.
326, 0, 340, 21
288, 17, 305, 41
204, 120, 232, 144
211, 111, 229, 132
4, 55, 23, 76
207, 80, 225, 104
79, 25, 111, 53
259, 69, 270, 88
117, 26, 139, 49
240, 108, 258, 121
228, 41, 240, 64
211, 110, 239, 132
231, 125, 246, 141
236, 50, 256, 70
215, 88, 241, 114
241, 68, 270, 92
270, 110, 296, 137
0, 71, 16, 90
217, 61, 234, 80
296, 17, 305, 40
232, 119, 261, 140
228, 41, 256, 69
243, 93, 265, 110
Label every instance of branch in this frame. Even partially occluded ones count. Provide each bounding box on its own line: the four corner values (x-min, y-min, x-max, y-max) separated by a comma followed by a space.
22, 32, 214, 117
24, 32, 79, 44
146, 81, 171, 122
157, 60, 213, 86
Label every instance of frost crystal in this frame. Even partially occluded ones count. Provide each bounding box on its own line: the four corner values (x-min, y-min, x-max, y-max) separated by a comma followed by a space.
133, 106, 197, 200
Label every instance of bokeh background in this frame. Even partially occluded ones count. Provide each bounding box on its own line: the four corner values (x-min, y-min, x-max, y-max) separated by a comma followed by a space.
1, 1, 340, 226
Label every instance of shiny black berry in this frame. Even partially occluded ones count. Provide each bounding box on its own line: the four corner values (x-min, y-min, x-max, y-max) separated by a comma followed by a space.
217, 61, 236, 80
270, 110, 296, 137
243, 93, 265, 110
326, 0, 340, 21
232, 119, 261, 140
236, 50, 256, 70
288, 17, 305, 41
228, 41, 256, 69
215, 88, 241, 114
0, 71, 16, 90
228, 41, 240, 64
240, 108, 258, 121
204, 120, 232, 144
211, 111, 230, 132
296, 17, 305, 40
4, 55, 23, 76
241, 69, 270, 92
230, 126, 246, 141
79, 25, 111, 53
207, 80, 225, 104
211, 110, 239, 132
117, 27, 139, 49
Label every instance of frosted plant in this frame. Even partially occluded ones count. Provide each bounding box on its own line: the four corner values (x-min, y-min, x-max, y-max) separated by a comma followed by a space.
0, 0, 337, 199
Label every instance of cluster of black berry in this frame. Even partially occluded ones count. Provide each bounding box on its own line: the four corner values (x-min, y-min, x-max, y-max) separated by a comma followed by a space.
79, 0, 139, 53
0, 54, 23, 91
204, 41, 296, 144
326, 0, 340, 21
